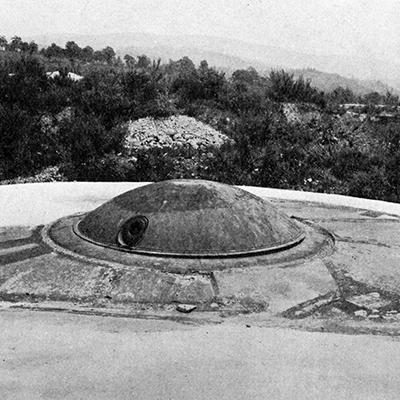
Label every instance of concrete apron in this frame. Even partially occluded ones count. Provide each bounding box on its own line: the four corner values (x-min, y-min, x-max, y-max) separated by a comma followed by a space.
0, 182, 399, 329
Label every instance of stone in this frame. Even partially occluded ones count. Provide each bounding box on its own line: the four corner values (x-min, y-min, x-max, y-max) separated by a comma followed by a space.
354, 310, 368, 318
346, 293, 391, 311
383, 314, 397, 321
176, 304, 197, 313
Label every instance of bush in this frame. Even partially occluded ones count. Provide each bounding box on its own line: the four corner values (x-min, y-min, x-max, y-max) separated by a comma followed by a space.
0, 104, 59, 179
267, 70, 325, 106
58, 111, 127, 180
347, 167, 390, 200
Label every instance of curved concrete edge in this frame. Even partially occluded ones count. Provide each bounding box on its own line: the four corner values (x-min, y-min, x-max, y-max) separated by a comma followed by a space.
0, 181, 399, 227
240, 185, 400, 216
0, 181, 150, 226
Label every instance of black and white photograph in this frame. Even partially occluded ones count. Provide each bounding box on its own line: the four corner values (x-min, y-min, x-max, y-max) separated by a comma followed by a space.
0, 1, 400, 398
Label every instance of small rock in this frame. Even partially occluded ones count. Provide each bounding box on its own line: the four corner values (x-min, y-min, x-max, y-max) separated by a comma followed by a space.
176, 304, 197, 313
369, 292, 381, 299
383, 315, 396, 321
354, 310, 368, 318
209, 302, 219, 310
346, 293, 390, 311
328, 307, 348, 317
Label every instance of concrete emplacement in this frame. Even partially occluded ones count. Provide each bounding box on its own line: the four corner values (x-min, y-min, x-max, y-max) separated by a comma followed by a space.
40, 179, 336, 313
2, 180, 400, 399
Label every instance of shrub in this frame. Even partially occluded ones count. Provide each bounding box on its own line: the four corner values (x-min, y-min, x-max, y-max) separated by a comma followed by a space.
58, 111, 127, 180
0, 104, 58, 179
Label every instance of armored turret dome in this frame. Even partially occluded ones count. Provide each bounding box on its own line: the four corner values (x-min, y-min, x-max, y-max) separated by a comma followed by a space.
75, 180, 305, 257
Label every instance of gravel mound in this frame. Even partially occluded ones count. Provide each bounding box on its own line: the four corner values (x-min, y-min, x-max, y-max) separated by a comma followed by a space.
125, 115, 231, 151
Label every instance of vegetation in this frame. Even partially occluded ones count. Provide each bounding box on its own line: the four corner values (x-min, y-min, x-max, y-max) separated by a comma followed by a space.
0, 35, 399, 203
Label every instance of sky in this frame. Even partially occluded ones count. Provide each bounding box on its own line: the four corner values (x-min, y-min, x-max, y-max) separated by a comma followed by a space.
1, 0, 399, 63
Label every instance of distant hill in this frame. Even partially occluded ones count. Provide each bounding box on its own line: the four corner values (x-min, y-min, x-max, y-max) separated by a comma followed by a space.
28, 32, 400, 95
291, 69, 397, 96
118, 44, 267, 72
117, 45, 399, 96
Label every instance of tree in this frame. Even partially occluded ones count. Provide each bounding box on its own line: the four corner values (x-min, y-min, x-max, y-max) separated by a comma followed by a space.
197, 60, 226, 100
0, 35, 8, 50
9, 36, 23, 52
65, 41, 82, 59
27, 41, 38, 54
266, 69, 324, 106
362, 91, 383, 105
0, 104, 59, 179
327, 86, 357, 104
93, 47, 116, 64
232, 67, 260, 86
0, 55, 49, 113
383, 91, 399, 106
166, 57, 201, 103
227, 68, 267, 113
124, 54, 136, 69
41, 43, 64, 58
93, 50, 105, 62
81, 46, 94, 62
58, 111, 126, 180
136, 54, 151, 69
101, 46, 116, 64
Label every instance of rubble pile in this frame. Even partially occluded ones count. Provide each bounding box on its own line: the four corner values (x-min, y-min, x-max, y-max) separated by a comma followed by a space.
125, 115, 231, 151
